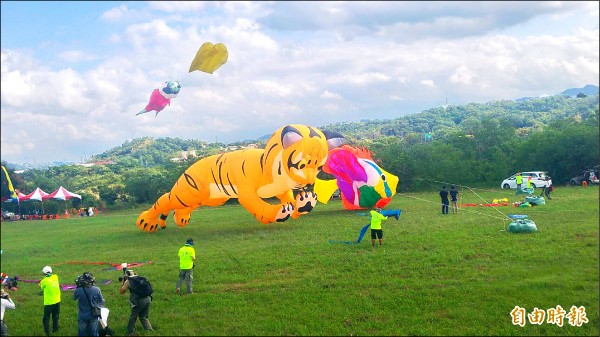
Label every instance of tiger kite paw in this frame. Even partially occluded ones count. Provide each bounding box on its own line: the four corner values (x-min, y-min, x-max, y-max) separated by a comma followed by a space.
275, 202, 294, 222
136, 211, 160, 233
292, 190, 317, 218
173, 209, 192, 227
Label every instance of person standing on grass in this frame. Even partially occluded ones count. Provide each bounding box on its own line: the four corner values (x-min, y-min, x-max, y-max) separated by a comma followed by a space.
370, 207, 388, 247
1, 289, 16, 337
439, 186, 449, 214
449, 185, 460, 214
515, 172, 523, 189
540, 176, 553, 200
73, 272, 105, 337
176, 238, 196, 295
39, 266, 61, 337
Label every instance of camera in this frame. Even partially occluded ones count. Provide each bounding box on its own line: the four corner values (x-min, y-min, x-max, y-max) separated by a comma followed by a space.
75, 272, 95, 287
118, 263, 128, 282
75, 275, 88, 287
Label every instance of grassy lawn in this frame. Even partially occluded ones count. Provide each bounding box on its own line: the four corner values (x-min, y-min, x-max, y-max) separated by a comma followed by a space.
1, 186, 598, 336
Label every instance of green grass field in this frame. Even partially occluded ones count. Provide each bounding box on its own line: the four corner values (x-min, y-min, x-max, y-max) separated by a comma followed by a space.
1, 186, 598, 336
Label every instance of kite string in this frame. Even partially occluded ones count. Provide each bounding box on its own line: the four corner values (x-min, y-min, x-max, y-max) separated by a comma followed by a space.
396, 169, 514, 220
397, 193, 508, 221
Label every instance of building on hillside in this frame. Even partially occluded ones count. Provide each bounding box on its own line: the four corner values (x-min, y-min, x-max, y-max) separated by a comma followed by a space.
76, 160, 115, 167
170, 150, 197, 162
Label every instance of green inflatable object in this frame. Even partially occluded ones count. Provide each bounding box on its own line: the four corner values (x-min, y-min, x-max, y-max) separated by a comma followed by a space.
525, 195, 545, 206
516, 187, 534, 195
507, 215, 538, 233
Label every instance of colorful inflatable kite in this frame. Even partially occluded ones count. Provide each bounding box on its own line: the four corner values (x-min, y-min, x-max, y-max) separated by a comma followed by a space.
136, 125, 346, 232
136, 81, 181, 117
314, 145, 399, 210
189, 42, 228, 74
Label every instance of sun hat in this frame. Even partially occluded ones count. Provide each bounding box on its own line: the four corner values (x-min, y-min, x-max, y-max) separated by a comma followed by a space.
42, 266, 52, 275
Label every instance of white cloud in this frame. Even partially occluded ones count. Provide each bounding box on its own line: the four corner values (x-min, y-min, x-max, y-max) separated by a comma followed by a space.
320, 90, 342, 100
100, 5, 133, 22
420, 80, 436, 88
1, 1, 598, 164
58, 50, 97, 63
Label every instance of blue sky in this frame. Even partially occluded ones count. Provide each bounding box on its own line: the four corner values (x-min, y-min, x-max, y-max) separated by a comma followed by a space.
1, 1, 599, 164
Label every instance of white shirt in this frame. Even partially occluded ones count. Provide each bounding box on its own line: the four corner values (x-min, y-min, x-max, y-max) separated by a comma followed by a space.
1, 297, 16, 320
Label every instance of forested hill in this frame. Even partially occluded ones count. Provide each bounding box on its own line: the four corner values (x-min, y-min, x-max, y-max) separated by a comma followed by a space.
89, 92, 599, 165
320, 93, 599, 143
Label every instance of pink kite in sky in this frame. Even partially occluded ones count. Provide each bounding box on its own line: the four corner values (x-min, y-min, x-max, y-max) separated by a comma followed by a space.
136, 81, 181, 117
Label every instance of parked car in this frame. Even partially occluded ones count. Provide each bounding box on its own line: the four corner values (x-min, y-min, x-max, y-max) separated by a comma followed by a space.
501, 171, 551, 189
569, 169, 599, 186
1, 210, 15, 220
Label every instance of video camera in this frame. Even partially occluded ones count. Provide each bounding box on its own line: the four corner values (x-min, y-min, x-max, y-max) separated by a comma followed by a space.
2, 275, 19, 291
75, 272, 95, 288
118, 263, 128, 282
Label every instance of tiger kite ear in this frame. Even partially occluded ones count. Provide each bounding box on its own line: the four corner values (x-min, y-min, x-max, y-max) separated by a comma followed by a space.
281, 126, 303, 149
322, 130, 346, 150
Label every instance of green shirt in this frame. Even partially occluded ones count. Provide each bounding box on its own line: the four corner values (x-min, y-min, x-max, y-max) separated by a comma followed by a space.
516, 175, 523, 184
370, 210, 387, 230
40, 274, 61, 305
178, 245, 196, 270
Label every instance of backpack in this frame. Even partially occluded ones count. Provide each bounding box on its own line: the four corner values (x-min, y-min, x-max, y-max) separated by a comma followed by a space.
128, 276, 153, 298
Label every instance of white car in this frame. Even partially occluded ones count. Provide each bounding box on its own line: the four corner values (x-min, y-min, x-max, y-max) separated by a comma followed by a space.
1, 210, 15, 220
501, 171, 551, 189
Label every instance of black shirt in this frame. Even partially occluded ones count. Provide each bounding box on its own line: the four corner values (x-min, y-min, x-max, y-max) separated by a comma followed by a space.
440, 189, 449, 202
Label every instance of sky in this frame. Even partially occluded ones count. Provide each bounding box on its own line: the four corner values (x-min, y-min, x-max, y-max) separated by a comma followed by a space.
1, 1, 598, 165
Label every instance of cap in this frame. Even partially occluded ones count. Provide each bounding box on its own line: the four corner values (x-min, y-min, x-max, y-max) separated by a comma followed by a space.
126, 270, 138, 277
186, 238, 194, 246
42, 266, 52, 275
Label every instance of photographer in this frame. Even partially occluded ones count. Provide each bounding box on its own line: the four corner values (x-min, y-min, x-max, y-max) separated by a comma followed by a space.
1, 289, 15, 337
73, 272, 105, 337
119, 269, 153, 336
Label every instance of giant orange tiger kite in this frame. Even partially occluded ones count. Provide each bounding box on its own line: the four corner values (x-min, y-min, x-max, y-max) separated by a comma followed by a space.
136, 124, 345, 232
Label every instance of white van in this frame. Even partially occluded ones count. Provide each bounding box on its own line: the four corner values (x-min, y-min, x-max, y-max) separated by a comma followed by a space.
501, 171, 550, 189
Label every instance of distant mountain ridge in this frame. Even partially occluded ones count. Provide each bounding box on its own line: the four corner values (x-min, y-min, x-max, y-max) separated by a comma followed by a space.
560, 84, 599, 97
